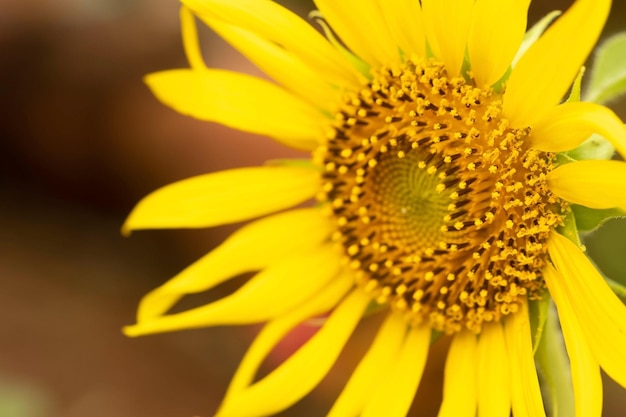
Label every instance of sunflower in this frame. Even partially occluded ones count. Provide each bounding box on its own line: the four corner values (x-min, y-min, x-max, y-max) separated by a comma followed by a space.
124, 0, 626, 416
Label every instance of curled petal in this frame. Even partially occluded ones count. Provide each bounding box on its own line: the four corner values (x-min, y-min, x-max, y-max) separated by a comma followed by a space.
201, 18, 340, 111
145, 69, 325, 150
313, 0, 399, 66
504, 0, 610, 127
222, 272, 354, 401
180, 6, 206, 70
548, 232, 626, 390
182, 0, 358, 87
361, 324, 430, 417
328, 313, 407, 417
543, 264, 603, 417
134, 208, 332, 321
216, 289, 370, 417
530, 101, 626, 155
124, 246, 341, 335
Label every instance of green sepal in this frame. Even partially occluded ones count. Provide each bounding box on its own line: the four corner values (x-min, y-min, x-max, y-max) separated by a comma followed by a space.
561, 65, 617, 162
565, 66, 585, 103
571, 204, 626, 232
557, 209, 582, 246
536, 206, 577, 416
359, 302, 444, 345
491, 65, 511, 94
264, 158, 319, 170
535, 304, 575, 417
528, 292, 551, 354
430, 330, 443, 345
606, 276, 626, 304
554, 152, 576, 167
585, 32, 626, 104
565, 133, 615, 161
556, 207, 626, 321
362, 300, 386, 317
513, 10, 562, 66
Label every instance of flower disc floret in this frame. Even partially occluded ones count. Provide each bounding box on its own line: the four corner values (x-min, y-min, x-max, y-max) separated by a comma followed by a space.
317, 59, 565, 334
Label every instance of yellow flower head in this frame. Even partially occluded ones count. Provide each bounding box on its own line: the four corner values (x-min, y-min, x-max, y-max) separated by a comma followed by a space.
124, 0, 626, 416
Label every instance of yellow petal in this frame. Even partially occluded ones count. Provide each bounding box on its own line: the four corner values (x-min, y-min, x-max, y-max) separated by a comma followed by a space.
328, 313, 406, 417
181, 0, 358, 88
361, 324, 430, 417
222, 272, 354, 402
477, 323, 511, 417
547, 160, 626, 210
200, 18, 340, 111
503, 0, 610, 127
468, 0, 530, 88
216, 289, 369, 417
543, 263, 603, 417
438, 331, 477, 417
135, 208, 332, 321
504, 300, 547, 417
512, 11, 562, 67
124, 166, 320, 232
312, 0, 399, 67
180, 6, 206, 70
379, 0, 426, 58
124, 245, 341, 336
530, 101, 626, 154
145, 69, 324, 150
421, 0, 475, 77
548, 231, 626, 389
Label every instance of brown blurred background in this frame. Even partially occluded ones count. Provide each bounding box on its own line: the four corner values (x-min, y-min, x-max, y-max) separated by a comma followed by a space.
0, 1, 625, 416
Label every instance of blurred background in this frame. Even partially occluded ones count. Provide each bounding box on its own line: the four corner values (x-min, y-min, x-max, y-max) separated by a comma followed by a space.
0, 0, 625, 416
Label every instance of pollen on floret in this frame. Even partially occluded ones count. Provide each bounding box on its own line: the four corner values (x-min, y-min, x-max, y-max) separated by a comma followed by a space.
318, 58, 565, 334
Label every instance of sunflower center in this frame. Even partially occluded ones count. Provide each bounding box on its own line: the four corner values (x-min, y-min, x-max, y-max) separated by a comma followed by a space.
316, 59, 564, 334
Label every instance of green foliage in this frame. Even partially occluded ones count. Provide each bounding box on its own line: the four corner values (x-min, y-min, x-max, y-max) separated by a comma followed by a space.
571, 204, 626, 233
535, 305, 575, 417
529, 293, 551, 354
585, 32, 626, 104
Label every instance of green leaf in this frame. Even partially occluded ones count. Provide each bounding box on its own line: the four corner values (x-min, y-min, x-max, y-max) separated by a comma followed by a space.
585, 32, 626, 104
528, 293, 551, 354
565, 133, 615, 161
566, 66, 585, 103
571, 204, 626, 232
535, 304, 575, 417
